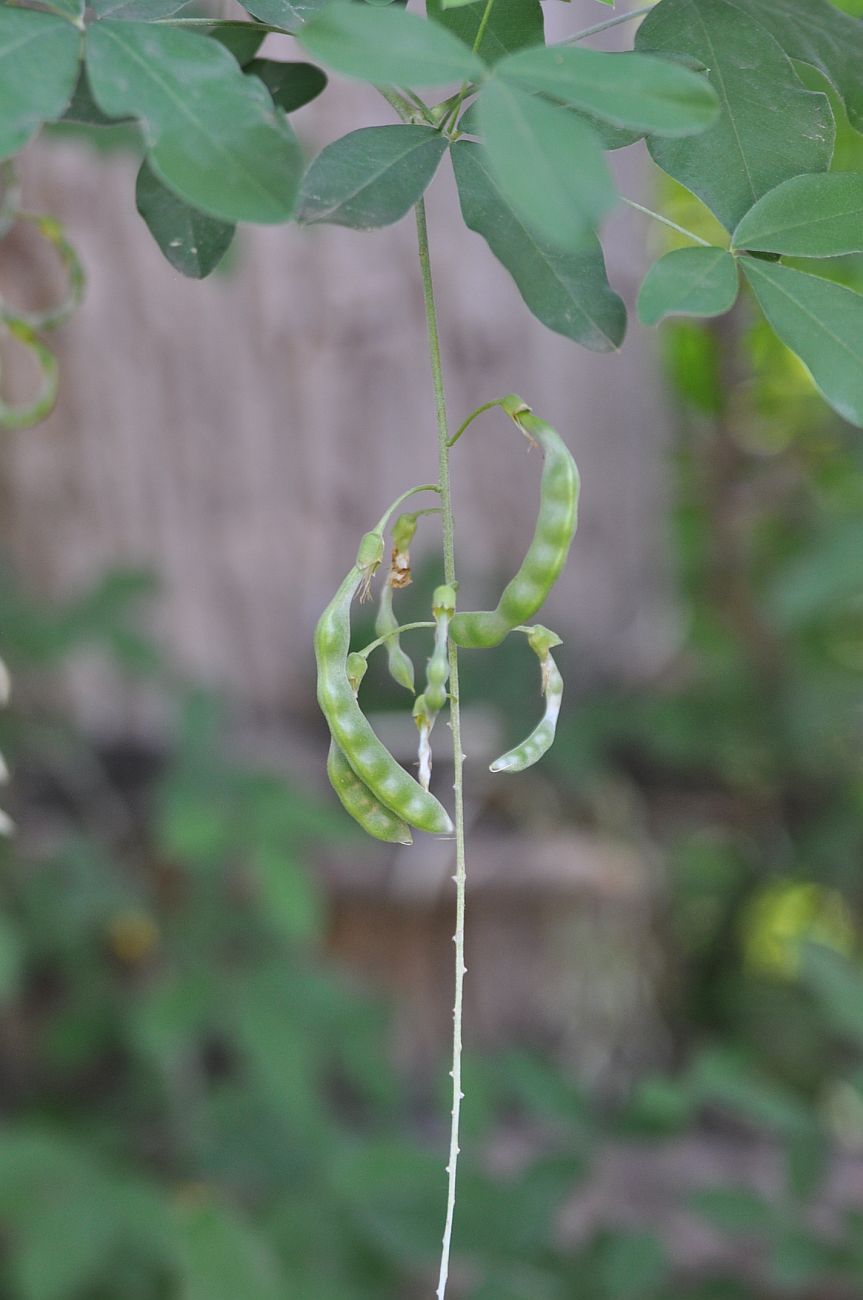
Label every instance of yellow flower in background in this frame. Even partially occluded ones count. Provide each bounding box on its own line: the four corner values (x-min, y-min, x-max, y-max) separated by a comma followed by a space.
742, 881, 856, 978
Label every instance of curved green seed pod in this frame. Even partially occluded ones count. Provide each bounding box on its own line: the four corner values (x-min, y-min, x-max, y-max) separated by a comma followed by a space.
449, 400, 579, 649
375, 582, 415, 693
490, 625, 564, 774
327, 741, 413, 845
315, 502, 453, 836
375, 510, 425, 694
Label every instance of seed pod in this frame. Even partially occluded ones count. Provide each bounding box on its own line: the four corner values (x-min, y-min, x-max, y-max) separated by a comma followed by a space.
412, 584, 456, 789
490, 625, 564, 773
315, 505, 453, 837
449, 400, 579, 649
327, 741, 413, 845
374, 510, 424, 693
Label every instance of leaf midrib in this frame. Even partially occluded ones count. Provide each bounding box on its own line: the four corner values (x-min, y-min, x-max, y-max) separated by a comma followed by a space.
93, 23, 291, 212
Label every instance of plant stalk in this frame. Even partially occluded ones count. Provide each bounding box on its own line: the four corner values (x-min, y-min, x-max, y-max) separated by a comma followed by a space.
414, 197, 467, 1300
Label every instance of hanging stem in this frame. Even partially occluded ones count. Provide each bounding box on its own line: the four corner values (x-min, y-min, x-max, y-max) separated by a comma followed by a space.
621, 195, 714, 247
414, 197, 467, 1300
441, 0, 496, 133
562, 3, 655, 44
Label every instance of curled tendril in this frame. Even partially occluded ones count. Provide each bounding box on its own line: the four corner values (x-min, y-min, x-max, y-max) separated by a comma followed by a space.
0, 212, 87, 333
0, 319, 59, 430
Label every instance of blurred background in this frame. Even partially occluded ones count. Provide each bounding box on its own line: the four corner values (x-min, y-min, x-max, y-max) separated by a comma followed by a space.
2, 3, 863, 1296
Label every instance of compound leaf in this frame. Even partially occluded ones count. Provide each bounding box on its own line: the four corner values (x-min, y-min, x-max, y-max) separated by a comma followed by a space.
733, 172, 863, 257
742, 257, 863, 428
298, 125, 447, 228
0, 8, 81, 160
496, 45, 719, 136
638, 246, 739, 324
452, 139, 626, 352
299, 3, 484, 85
636, 0, 834, 231
86, 21, 302, 223
477, 79, 615, 250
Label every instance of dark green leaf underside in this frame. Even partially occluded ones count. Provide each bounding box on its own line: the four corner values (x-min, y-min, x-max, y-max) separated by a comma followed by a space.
136, 160, 235, 279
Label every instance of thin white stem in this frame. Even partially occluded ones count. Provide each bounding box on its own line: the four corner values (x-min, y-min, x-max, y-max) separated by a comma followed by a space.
562, 3, 655, 44
621, 195, 713, 247
414, 198, 467, 1300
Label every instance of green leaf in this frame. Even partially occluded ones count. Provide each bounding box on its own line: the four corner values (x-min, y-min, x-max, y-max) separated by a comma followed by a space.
742, 257, 863, 427
451, 139, 626, 352
458, 90, 642, 151
136, 160, 235, 279
744, 0, 863, 134
298, 2, 484, 84
636, 0, 835, 231
208, 24, 267, 66
477, 79, 615, 250
495, 46, 719, 136
62, 66, 127, 126
238, 0, 329, 33
637, 246, 739, 324
298, 125, 447, 227
90, 0, 193, 15
86, 22, 302, 224
245, 59, 327, 114
428, 0, 543, 66
175, 1200, 286, 1300
689, 1187, 775, 1235
0, 8, 81, 160
39, 0, 84, 18
733, 172, 863, 257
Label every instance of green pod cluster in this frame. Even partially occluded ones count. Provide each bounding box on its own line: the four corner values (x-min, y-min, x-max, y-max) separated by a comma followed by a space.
449, 400, 579, 649
315, 500, 453, 838
490, 625, 564, 774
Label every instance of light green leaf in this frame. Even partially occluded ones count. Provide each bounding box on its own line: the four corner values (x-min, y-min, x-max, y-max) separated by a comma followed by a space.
636, 0, 834, 231
733, 172, 863, 257
0, 8, 81, 160
86, 22, 302, 224
742, 257, 863, 427
176, 1200, 286, 1300
136, 160, 235, 279
238, 0, 330, 33
744, 0, 863, 134
637, 246, 738, 324
458, 90, 642, 151
477, 80, 615, 250
299, 2, 484, 84
39, 0, 85, 17
298, 125, 447, 227
441, 0, 484, 8
246, 59, 327, 114
428, 0, 543, 66
496, 46, 719, 136
452, 139, 626, 352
